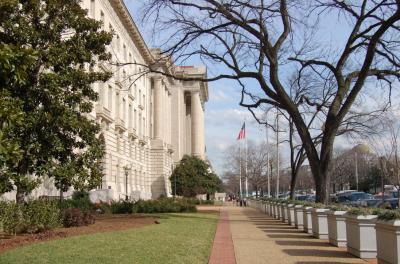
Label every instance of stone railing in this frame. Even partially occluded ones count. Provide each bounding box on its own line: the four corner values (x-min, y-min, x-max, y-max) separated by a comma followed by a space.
249, 198, 400, 264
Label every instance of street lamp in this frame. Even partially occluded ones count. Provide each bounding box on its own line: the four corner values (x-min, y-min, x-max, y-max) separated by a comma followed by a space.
123, 164, 132, 201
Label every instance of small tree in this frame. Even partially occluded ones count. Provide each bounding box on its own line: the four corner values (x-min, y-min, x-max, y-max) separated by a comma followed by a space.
170, 155, 222, 198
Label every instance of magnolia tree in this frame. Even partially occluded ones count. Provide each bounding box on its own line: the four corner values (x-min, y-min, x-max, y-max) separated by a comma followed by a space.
170, 155, 223, 198
135, 0, 400, 203
0, 0, 112, 202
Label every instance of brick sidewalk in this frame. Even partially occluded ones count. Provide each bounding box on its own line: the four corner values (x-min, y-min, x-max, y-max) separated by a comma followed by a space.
208, 209, 236, 264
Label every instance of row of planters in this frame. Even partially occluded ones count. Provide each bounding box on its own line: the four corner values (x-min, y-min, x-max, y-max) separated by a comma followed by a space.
249, 198, 400, 264
0, 193, 197, 236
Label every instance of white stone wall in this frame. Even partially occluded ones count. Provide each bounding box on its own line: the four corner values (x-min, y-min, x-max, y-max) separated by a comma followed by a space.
2, 0, 207, 202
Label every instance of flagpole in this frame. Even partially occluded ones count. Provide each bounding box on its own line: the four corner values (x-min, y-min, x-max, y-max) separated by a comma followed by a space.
245, 126, 248, 198
239, 143, 242, 199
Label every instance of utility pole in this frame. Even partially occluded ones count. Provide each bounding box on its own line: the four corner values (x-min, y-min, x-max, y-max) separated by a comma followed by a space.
355, 152, 359, 191
245, 133, 248, 197
266, 123, 271, 197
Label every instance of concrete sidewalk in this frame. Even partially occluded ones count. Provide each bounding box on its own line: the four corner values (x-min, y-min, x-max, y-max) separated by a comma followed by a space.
228, 206, 373, 264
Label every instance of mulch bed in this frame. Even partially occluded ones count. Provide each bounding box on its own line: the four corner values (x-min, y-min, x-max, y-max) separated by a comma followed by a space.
0, 214, 156, 254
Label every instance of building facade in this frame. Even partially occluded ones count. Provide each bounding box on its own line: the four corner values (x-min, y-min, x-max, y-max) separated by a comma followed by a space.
2, 0, 208, 201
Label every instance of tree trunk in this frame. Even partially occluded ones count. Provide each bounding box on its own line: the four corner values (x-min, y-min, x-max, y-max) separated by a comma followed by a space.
16, 186, 25, 204
289, 171, 297, 200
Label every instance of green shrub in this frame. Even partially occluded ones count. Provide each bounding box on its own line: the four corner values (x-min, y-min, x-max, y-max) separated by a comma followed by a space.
0, 200, 61, 234
23, 200, 61, 233
347, 207, 380, 216
110, 200, 134, 214
0, 202, 23, 234
59, 191, 93, 211
327, 203, 349, 211
132, 198, 197, 214
377, 209, 400, 221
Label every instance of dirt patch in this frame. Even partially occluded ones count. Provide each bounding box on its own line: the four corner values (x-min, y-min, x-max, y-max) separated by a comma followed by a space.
0, 214, 155, 254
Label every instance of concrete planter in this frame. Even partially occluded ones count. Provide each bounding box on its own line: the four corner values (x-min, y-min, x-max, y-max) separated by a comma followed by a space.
303, 207, 313, 234
277, 203, 282, 219
257, 201, 262, 211
271, 203, 276, 217
288, 204, 296, 226
294, 205, 304, 230
346, 214, 377, 259
269, 202, 273, 216
376, 219, 400, 264
282, 204, 289, 223
327, 211, 347, 247
280, 204, 285, 221
311, 208, 330, 239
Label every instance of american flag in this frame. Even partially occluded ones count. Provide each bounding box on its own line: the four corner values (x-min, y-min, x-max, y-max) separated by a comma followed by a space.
237, 122, 246, 140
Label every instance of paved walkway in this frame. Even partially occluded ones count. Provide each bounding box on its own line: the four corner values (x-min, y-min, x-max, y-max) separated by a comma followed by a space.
208, 210, 236, 264
211, 206, 375, 264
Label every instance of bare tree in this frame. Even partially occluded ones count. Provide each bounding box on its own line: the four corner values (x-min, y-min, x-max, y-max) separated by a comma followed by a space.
368, 111, 400, 204
131, 0, 400, 203
330, 145, 377, 192
223, 141, 278, 197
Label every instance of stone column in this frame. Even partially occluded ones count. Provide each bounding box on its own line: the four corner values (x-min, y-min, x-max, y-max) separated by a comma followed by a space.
153, 76, 163, 140
199, 103, 205, 158
191, 91, 203, 158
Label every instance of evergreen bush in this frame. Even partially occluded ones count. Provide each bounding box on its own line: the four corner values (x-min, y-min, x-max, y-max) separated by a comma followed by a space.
110, 200, 134, 214
0, 200, 60, 234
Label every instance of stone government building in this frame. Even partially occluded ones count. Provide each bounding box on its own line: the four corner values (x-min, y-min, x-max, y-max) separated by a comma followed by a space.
3, 0, 208, 201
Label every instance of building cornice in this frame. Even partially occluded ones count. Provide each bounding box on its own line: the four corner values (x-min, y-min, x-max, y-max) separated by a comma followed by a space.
109, 0, 154, 65
108, 1, 207, 98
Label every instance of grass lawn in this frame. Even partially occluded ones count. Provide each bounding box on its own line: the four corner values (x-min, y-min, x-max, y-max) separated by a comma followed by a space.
0, 213, 218, 264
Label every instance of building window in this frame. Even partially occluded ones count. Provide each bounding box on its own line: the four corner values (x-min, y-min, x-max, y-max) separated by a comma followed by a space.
122, 98, 126, 122
116, 35, 120, 51
90, 0, 95, 18
116, 164, 120, 191
128, 104, 132, 128
107, 85, 112, 110
139, 113, 142, 136
134, 109, 137, 130
115, 91, 120, 119
100, 11, 105, 29
143, 117, 146, 137
123, 44, 127, 61
116, 134, 120, 153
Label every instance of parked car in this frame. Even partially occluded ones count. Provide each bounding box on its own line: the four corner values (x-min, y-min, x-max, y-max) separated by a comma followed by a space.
295, 195, 308, 201
305, 195, 315, 202
373, 194, 399, 209
337, 191, 374, 206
